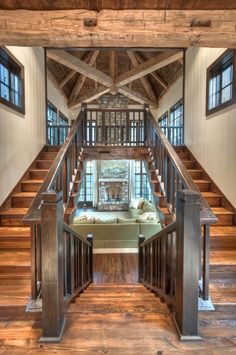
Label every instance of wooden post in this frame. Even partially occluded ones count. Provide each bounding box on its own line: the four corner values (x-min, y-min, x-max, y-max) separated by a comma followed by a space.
138, 235, 145, 282
202, 224, 210, 300
87, 234, 93, 282
39, 190, 65, 343
174, 190, 201, 341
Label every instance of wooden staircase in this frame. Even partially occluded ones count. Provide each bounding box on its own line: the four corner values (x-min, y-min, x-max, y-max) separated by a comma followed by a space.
0, 146, 59, 305
175, 146, 236, 304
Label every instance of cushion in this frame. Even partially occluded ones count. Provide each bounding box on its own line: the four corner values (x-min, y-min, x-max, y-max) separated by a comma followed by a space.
142, 200, 156, 212
138, 212, 159, 223
129, 208, 143, 219
129, 198, 140, 209
118, 217, 137, 224
95, 218, 117, 224
138, 198, 145, 209
73, 215, 94, 224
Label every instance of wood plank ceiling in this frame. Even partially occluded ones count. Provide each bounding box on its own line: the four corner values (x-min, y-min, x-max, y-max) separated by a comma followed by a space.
47, 49, 183, 108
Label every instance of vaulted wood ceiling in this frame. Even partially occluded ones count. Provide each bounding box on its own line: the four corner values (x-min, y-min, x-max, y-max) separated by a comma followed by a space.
47, 49, 183, 109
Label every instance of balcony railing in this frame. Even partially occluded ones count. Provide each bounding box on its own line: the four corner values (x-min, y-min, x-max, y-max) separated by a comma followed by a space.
48, 124, 71, 146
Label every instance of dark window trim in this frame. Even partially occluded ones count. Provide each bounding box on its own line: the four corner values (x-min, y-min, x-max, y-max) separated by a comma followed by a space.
158, 111, 168, 127
0, 47, 25, 114
170, 99, 183, 116
206, 49, 236, 116
59, 110, 69, 124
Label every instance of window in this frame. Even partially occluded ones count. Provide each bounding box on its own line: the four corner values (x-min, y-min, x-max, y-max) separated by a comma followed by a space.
206, 49, 236, 115
134, 161, 152, 201
79, 161, 94, 205
0, 48, 24, 113
47, 101, 70, 145
159, 112, 168, 137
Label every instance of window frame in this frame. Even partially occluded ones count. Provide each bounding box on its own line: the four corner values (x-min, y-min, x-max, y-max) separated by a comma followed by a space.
0, 47, 25, 114
206, 49, 236, 116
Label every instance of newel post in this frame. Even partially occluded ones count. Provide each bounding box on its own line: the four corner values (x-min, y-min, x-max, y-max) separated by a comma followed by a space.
138, 235, 145, 282
175, 190, 201, 341
39, 190, 65, 343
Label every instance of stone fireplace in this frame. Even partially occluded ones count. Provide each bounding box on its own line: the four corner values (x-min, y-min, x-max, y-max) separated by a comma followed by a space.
98, 179, 129, 210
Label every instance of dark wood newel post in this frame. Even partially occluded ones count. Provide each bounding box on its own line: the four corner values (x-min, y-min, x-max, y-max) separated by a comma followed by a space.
39, 190, 65, 343
138, 235, 145, 282
87, 234, 93, 282
175, 190, 201, 341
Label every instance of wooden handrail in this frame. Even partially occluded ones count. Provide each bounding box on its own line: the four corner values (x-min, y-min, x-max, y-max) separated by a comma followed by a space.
141, 221, 177, 247
24, 109, 85, 224
146, 109, 217, 224
63, 222, 91, 246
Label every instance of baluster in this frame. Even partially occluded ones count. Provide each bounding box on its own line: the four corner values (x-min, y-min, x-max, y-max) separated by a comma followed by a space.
202, 224, 210, 300
87, 235, 93, 282
161, 232, 167, 293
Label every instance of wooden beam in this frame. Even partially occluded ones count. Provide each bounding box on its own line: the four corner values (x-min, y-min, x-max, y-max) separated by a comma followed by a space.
110, 51, 116, 79
58, 70, 76, 89
126, 51, 158, 103
115, 51, 183, 87
1, 10, 236, 48
47, 69, 68, 101
47, 50, 113, 87
118, 86, 158, 108
69, 50, 100, 103
68, 86, 110, 109
134, 52, 169, 91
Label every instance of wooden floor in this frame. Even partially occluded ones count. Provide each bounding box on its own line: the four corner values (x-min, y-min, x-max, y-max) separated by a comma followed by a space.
0, 283, 236, 354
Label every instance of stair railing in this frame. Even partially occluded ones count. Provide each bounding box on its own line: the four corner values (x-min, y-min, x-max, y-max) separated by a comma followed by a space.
144, 107, 217, 301
24, 110, 92, 341
139, 190, 201, 340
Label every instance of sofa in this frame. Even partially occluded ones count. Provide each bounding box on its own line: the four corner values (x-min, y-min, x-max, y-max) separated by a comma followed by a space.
71, 199, 163, 249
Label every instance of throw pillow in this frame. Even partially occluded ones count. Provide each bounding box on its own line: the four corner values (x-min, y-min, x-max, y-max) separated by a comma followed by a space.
138, 197, 145, 209
95, 218, 117, 224
129, 198, 140, 209
138, 212, 159, 224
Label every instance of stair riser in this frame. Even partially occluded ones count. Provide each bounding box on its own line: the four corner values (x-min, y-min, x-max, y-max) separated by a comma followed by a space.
45, 146, 59, 152
205, 197, 222, 207
21, 183, 41, 192
0, 217, 25, 227
0, 266, 31, 276
178, 153, 190, 160
36, 161, 53, 169
215, 215, 234, 226
195, 182, 211, 192
183, 161, 195, 169
0, 238, 30, 249
29, 170, 48, 179
39, 153, 57, 160
12, 197, 34, 208
188, 171, 202, 179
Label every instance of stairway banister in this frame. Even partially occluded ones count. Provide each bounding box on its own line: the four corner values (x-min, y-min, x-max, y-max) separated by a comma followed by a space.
140, 221, 177, 247
145, 109, 217, 225
63, 222, 91, 246
24, 109, 85, 224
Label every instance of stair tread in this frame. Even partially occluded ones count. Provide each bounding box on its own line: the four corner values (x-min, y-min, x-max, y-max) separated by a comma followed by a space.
22, 179, 43, 183
211, 207, 234, 215
0, 208, 28, 215
187, 169, 203, 172
194, 179, 210, 183
210, 226, 236, 236
202, 192, 222, 198
0, 227, 30, 237
29, 169, 49, 172
12, 192, 37, 198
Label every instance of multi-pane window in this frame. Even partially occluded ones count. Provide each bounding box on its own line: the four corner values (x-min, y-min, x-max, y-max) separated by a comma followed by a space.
0, 48, 24, 113
207, 50, 236, 115
79, 161, 93, 204
47, 101, 69, 145
134, 161, 152, 201
158, 101, 184, 146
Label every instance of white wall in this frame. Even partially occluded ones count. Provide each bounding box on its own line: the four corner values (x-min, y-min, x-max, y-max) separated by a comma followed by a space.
0, 47, 46, 205
152, 77, 183, 120
47, 80, 72, 121
185, 47, 236, 207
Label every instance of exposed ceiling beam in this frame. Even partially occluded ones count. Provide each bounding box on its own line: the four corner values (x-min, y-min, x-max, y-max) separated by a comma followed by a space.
110, 51, 116, 79
47, 50, 113, 87
47, 68, 68, 101
1, 10, 236, 48
118, 86, 158, 108
134, 52, 169, 91
69, 50, 100, 103
59, 70, 76, 89
68, 86, 110, 109
115, 51, 183, 87
126, 51, 158, 103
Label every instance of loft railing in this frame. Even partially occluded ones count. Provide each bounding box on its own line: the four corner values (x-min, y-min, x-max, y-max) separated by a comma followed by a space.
139, 190, 201, 340
24, 109, 93, 342
144, 108, 217, 301
83, 107, 145, 146
48, 124, 71, 146
160, 125, 184, 146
